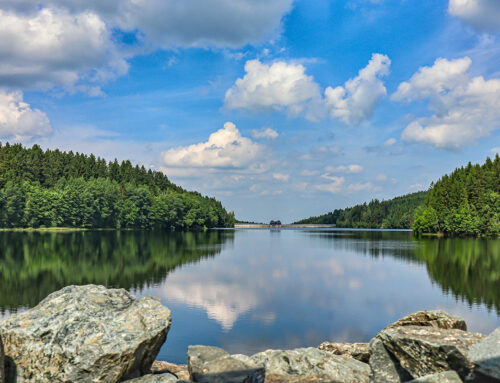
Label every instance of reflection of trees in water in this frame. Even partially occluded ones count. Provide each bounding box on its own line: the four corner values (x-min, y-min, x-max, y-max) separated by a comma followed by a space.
0, 230, 234, 311
414, 238, 500, 315
309, 230, 500, 314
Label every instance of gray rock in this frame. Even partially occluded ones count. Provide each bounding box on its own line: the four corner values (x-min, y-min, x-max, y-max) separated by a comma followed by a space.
378, 326, 484, 380
187, 345, 265, 383
408, 371, 462, 382
318, 342, 370, 363
468, 326, 500, 380
0, 285, 171, 383
250, 347, 371, 383
369, 337, 412, 383
385, 310, 467, 331
126, 373, 178, 382
0, 334, 4, 383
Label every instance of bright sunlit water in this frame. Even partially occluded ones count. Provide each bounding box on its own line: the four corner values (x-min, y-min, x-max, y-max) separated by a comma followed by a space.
1, 229, 499, 363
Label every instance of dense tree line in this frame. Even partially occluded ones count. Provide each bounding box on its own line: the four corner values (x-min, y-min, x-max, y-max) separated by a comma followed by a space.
0, 143, 235, 229
295, 191, 427, 229
413, 156, 500, 236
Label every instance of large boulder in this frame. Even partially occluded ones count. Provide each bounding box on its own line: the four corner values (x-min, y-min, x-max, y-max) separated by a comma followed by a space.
468, 326, 500, 380
126, 373, 179, 382
377, 326, 484, 380
0, 285, 171, 383
407, 371, 462, 383
317, 342, 370, 363
187, 345, 265, 383
369, 338, 412, 383
385, 310, 467, 331
250, 348, 371, 383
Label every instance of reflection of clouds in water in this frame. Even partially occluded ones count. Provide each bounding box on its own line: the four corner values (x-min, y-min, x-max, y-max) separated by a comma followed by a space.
157, 276, 259, 330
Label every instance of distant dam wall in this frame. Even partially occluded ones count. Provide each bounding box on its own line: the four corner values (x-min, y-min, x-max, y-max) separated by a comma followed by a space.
234, 224, 336, 229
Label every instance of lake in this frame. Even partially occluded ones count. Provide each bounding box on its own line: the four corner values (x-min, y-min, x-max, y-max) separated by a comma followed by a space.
0, 229, 499, 364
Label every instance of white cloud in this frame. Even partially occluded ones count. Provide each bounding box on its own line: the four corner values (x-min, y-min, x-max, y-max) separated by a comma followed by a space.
408, 183, 424, 191
226, 54, 390, 125
347, 182, 374, 192
300, 169, 320, 177
225, 60, 322, 119
491, 147, 500, 154
448, 0, 500, 31
314, 177, 345, 194
0, 8, 127, 89
0, 0, 294, 49
251, 127, 279, 139
375, 173, 388, 181
0, 90, 52, 141
324, 53, 391, 125
384, 138, 397, 146
161, 122, 263, 171
393, 57, 500, 150
272, 173, 289, 181
324, 164, 363, 174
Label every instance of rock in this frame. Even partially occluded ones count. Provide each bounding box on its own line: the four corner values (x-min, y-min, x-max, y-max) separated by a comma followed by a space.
152, 361, 190, 380
369, 337, 412, 383
250, 347, 371, 383
318, 342, 370, 363
126, 373, 179, 382
385, 310, 467, 331
0, 335, 4, 383
468, 326, 500, 380
407, 371, 462, 382
378, 326, 484, 380
187, 345, 265, 383
0, 285, 171, 383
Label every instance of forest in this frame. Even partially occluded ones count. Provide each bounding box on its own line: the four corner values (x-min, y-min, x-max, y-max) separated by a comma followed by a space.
412, 155, 500, 236
0, 143, 235, 230
294, 191, 427, 229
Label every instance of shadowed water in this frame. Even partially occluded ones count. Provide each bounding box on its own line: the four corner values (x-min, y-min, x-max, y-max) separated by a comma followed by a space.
0, 229, 499, 363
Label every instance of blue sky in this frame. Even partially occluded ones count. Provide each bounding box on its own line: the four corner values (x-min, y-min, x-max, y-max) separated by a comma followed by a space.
0, 0, 499, 222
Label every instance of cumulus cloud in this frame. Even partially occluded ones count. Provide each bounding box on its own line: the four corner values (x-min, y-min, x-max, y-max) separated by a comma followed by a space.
347, 182, 374, 192
161, 122, 263, 172
324, 53, 391, 125
0, 90, 52, 141
225, 60, 322, 119
0, 0, 294, 48
324, 164, 363, 174
251, 127, 279, 139
393, 57, 500, 150
492, 147, 500, 154
0, 8, 127, 89
448, 0, 500, 31
272, 173, 289, 181
314, 176, 345, 194
384, 138, 397, 146
226, 54, 390, 125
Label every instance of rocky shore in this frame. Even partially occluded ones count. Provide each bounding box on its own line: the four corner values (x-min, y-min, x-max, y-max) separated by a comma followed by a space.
0, 285, 499, 382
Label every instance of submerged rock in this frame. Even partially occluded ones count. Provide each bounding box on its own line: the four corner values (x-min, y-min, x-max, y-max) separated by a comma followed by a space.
317, 342, 370, 363
187, 345, 265, 383
407, 371, 462, 383
468, 326, 500, 380
0, 285, 171, 383
378, 325, 484, 380
385, 310, 467, 331
250, 348, 371, 383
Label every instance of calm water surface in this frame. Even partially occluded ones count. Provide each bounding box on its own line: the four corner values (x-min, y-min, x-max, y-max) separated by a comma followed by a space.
1, 229, 499, 363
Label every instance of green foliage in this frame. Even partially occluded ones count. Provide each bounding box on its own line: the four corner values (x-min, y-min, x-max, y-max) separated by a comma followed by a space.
0, 142, 235, 230
295, 191, 427, 229
413, 155, 500, 236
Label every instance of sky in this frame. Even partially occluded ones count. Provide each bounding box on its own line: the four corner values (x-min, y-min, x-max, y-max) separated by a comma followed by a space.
0, 0, 499, 223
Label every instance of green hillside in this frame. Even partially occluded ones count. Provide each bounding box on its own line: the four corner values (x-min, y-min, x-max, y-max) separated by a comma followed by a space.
413, 155, 500, 236
0, 143, 235, 230
294, 191, 427, 229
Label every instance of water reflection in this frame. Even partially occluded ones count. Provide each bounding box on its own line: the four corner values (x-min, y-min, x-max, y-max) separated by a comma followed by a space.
0, 230, 233, 311
0, 229, 499, 363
